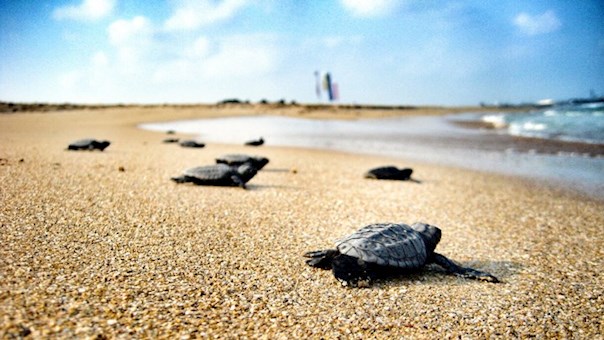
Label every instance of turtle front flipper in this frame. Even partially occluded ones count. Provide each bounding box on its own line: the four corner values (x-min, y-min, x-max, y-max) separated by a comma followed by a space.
332, 254, 372, 288
432, 253, 499, 283
230, 175, 246, 189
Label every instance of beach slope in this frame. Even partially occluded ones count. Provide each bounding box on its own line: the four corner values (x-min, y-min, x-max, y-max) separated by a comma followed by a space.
1, 105, 602, 338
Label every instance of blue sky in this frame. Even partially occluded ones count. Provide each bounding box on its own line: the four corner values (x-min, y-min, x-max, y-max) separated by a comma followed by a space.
1, 0, 603, 106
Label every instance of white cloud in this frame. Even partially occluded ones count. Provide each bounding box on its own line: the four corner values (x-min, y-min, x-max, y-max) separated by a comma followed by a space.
56, 2, 284, 103
60, 26, 281, 103
340, 0, 404, 18
513, 10, 561, 36
182, 37, 211, 59
152, 34, 279, 83
107, 16, 152, 45
91, 51, 109, 67
59, 70, 84, 89
201, 35, 277, 78
164, 0, 249, 31
53, 0, 115, 21
107, 16, 154, 68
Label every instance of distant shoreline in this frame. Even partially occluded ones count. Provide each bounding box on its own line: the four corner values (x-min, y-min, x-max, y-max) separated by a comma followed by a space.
0, 100, 534, 117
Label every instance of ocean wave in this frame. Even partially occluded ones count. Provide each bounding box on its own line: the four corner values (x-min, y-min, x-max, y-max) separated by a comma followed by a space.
478, 103, 604, 144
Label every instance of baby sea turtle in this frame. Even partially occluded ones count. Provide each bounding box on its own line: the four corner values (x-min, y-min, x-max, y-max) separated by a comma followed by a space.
215, 154, 269, 170
162, 138, 180, 143
67, 139, 111, 151
304, 222, 499, 287
245, 137, 264, 146
179, 140, 205, 148
171, 163, 257, 189
364, 166, 413, 180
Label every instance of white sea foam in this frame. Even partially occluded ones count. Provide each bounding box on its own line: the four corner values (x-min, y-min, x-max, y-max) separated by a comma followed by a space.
508, 125, 542, 139
481, 114, 507, 128
483, 103, 604, 144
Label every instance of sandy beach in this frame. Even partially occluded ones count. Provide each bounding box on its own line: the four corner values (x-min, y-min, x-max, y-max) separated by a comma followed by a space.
1, 104, 603, 338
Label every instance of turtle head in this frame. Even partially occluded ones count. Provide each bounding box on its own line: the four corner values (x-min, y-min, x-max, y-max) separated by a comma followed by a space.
411, 222, 441, 255
254, 157, 269, 169
237, 164, 258, 183
398, 168, 413, 180
96, 140, 111, 151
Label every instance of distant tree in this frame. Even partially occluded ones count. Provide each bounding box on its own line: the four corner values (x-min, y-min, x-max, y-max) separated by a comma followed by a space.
219, 98, 242, 104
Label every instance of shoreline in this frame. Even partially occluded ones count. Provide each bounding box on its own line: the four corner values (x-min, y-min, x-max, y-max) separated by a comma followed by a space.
1, 106, 603, 338
139, 113, 604, 200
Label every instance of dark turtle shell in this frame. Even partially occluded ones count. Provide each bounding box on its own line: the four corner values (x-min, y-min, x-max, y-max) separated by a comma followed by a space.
245, 137, 264, 146
335, 223, 428, 269
364, 166, 412, 180
172, 164, 257, 188
182, 164, 233, 180
179, 140, 205, 148
215, 154, 269, 170
67, 139, 111, 151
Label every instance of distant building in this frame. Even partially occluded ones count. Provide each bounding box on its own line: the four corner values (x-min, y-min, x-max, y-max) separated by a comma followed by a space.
536, 99, 554, 107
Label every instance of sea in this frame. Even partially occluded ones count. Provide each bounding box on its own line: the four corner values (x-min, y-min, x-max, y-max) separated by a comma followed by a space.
456, 101, 604, 144
139, 102, 604, 199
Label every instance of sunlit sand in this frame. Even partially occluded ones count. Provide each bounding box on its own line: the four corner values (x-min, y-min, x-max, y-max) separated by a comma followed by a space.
1, 104, 602, 338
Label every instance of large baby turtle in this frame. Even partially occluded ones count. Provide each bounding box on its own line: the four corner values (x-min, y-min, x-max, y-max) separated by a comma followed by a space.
304, 222, 499, 287
171, 163, 257, 189
179, 140, 205, 148
245, 137, 264, 146
364, 166, 413, 180
67, 139, 111, 151
216, 154, 269, 170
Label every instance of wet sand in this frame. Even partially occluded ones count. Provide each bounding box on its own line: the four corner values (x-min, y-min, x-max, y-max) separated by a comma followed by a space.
1, 104, 603, 338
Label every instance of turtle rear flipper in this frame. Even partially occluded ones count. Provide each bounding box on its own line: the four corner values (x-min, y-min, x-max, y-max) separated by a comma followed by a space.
171, 176, 188, 184
432, 253, 499, 283
332, 254, 372, 287
304, 249, 339, 269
